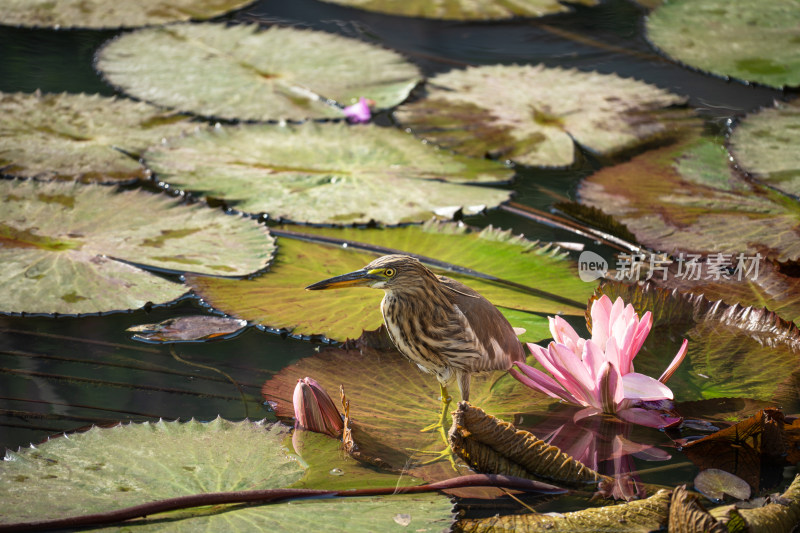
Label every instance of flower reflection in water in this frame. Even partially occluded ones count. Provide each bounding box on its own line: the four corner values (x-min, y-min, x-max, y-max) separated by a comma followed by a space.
523, 406, 672, 501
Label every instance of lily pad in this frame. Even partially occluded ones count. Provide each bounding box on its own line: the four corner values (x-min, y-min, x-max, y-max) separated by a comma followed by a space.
0, 0, 256, 29
0, 179, 274, 315
261, 341, 556, 485
694, 469, 752, 502
394, 64, 687, 167
0, 92, 195, 183
0, 418, 455, 531
594, 282, 800, 409
97, 24, 422, 122
579, 134, 800, 262
729, 99, 800, 197
186, 221, 592, 341
314, 0, 597, 20
143, 122, 513, 224
646, 0, 800, 89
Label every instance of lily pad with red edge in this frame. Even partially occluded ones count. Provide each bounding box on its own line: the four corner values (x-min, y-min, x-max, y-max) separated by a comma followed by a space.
0, 92, 195, 183
578, 134, 800, 262
143, 122, 513, 225
314, 0, 598, 20
0, 0, 257, 29
728, 98, 800, 198
185, 221, 589, 342
394, 64, 688, 167
593, 282, 800, 411
97, 24, 422, 122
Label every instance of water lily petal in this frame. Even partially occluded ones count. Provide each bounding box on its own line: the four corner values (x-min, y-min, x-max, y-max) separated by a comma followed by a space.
510, 364, 578, 404
526, 341, 573, 386
622, 372, 674, 401
573, 406, 602, 423
597, 361, 625, 413
550, 315, 582, 355
615, 316, 638, 374
658, 338, 688, 384
590, 294, 613, 347
293, 377, 344, 438
629, 311, 653, 367
550, 342, 598, 405
342, 97, 372, 124
617, 407, 681, 429
582, 338, 605, 381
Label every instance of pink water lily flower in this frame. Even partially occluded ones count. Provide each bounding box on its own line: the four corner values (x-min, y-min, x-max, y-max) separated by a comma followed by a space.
510, 295, 688, 428
342, 97, 373, 124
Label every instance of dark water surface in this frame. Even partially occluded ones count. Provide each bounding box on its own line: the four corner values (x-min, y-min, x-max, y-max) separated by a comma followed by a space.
0, 0, 789, 503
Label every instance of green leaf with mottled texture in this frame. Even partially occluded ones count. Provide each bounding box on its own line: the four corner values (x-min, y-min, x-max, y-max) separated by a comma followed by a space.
0, 0, 256, 28
0, 418, 455, 532
646, 0, 800, 89
0, 179, 274, 315
0, 92, 195, 183
579, 135, 800, 262
186, 221, 592, 341
394, 64, 686, 167
595, 282, 800, 409
729, 98, 800, 197
144, 122, 513, 224
97, 24, 421, 121
315, 0, 597, 20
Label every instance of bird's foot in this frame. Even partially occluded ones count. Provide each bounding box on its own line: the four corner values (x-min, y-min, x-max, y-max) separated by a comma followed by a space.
407, 444, 459, 471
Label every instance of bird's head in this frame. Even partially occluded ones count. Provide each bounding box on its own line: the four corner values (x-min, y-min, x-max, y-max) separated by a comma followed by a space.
305, 254, 435, 292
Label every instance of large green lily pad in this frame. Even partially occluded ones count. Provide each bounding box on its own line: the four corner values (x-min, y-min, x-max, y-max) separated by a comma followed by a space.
143, 122, 513, 224
394, 64, 687, 167
186, 221, 592, 341
0, 179, 274, 315
0, 418, 455, 531
595, 282, 800, 409
578, 134, 800, 262
646, 0, 800, 89
729, 98, 800, 197
0, 92, 195, 183
314, 0, 597, 20
0, 0, 256, 29
97, 24, 422, 122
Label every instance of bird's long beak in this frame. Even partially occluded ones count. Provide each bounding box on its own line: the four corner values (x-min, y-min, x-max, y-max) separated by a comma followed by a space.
305, 269, 379, 290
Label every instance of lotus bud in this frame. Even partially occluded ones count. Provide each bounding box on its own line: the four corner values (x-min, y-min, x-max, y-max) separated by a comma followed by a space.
292, 377, 344, 438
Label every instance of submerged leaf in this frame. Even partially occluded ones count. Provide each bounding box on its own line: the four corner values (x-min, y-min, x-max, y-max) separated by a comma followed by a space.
448, 402, 608, 488
709, 474, 800, 531
694, 469, 751, 502
729, 98, 800, 198
187, 222, 591, 341
315, 0, 598, 20
579, 135, 800, 262
0, 0, 256, 28
0, 179, 274, 315
0, 419, 455, 531
127, 316, 248, 342
646, 0, 800, 89
459, 489, 671, 532
144, 122, 513, 224
0, 92, 195, 183
394, 64, 686, 167
97, 24, 421, 121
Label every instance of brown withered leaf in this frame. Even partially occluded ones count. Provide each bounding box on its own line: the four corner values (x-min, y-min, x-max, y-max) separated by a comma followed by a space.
668, 485, 727, 533
448, 402, 609, 488
458, 489, 671, 532
680, 409, 789, 491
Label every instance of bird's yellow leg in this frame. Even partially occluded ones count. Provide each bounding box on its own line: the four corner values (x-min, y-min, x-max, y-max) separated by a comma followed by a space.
410, 384, 458, 470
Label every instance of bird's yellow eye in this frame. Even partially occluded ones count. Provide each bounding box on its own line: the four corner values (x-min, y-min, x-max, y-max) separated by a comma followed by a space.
384, 268, 396, 277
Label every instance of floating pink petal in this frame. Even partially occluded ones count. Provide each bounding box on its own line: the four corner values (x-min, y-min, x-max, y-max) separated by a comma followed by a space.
342, 97, 372, 123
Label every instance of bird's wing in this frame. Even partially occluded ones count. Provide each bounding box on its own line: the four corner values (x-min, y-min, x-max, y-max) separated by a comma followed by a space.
438, 276, 525, 372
